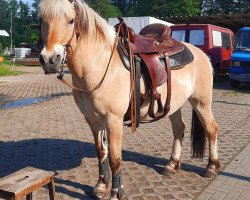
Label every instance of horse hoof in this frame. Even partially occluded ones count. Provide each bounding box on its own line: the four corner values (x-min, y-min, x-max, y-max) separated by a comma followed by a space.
204, 168, 219, 178
94, 182, 108, 199
109, 188, 123, 200
163, 165, 176, 176
109, 197, 119, 200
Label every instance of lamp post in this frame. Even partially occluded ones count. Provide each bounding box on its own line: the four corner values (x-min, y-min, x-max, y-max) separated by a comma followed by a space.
10, 8, 13, 53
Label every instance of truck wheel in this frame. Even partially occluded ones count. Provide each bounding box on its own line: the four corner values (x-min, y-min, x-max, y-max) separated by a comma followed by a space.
231, 79, 240, 88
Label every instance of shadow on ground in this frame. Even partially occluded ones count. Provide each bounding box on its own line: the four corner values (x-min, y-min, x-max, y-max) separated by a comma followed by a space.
0, 92, 72, 109
213, 78, 250, 93
0, 139, 249, 199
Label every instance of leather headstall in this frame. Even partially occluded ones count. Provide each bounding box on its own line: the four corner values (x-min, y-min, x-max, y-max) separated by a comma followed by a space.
56, 12, 123, 94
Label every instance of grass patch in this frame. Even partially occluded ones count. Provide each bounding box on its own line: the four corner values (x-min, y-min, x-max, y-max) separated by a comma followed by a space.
0, 60, 24, 77
0, 65, 23, 76
0, 59, 12, 66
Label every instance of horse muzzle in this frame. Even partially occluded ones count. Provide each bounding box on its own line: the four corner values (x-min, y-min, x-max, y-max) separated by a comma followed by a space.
39, 53, 62, 74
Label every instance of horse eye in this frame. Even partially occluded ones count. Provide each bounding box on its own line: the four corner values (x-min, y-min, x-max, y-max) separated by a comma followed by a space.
69, 19, 75, 24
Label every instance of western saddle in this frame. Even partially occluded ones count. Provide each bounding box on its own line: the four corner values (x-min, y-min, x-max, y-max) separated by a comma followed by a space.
116, 18, 185, 132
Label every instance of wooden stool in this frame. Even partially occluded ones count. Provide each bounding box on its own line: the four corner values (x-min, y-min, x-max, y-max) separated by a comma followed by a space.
0, 167, 55, 200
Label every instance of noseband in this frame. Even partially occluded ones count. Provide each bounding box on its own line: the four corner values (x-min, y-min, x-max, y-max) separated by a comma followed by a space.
56, 16, 78, 81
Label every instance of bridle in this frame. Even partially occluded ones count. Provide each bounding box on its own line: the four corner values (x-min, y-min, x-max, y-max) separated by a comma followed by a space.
39, 2, 137, 132
55, 18, 124, 93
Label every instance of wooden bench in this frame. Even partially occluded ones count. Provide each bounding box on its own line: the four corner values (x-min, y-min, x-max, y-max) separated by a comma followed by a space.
0, 167, 55, 200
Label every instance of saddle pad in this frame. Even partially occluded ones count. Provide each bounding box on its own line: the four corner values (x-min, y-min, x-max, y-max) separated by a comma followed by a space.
168, 45, 194, 69
118, 43, 194, 71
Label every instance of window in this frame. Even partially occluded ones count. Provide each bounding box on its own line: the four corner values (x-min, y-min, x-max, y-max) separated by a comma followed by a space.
232, 35, 237, 49
212, 30, 222, 46
237, 31, 250, 49
172, 30, 186, 42
189, 30, 205, 45
222, 32, 230, 49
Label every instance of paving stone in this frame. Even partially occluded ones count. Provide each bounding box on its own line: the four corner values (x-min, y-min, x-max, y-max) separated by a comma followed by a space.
0, 69, 249, 199
198, 144, 250, 200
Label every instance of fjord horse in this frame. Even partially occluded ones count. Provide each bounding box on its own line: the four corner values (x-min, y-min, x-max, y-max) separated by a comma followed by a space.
38, 0, 220, 199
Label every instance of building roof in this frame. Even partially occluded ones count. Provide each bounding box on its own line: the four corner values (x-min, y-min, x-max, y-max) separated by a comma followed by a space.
0, 30, 9, 37
163, 14, 250, 32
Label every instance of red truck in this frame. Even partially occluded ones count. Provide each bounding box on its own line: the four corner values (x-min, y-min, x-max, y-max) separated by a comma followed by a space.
171, 24, 234, 80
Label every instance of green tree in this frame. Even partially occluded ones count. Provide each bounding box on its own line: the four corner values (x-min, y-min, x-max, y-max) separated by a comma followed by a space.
31, 0, 40, 23
86, 0, 122, 19
112, 0, 134, 16
233, 0, 250, 14
202, 0, 250, 15
0, 43, 3, 54
133, 0, 201, 17
14, 1, 33, 45
201, 0, 220, 15
129, 0, 155, 16
0, 0, 11, 48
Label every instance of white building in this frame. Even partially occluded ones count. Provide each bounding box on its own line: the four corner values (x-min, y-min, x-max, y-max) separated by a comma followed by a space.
108, 16, 174, 34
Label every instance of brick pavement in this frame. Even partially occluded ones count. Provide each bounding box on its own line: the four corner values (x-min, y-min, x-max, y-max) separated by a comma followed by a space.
198, 144, 250, 200
0, 67, 249, 200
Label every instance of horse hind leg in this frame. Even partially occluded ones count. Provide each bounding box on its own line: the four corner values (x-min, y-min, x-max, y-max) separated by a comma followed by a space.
164, 109, 185, 175
189, 100, 220, 178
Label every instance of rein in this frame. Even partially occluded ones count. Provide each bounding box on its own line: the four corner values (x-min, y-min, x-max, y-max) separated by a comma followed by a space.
57, 22, 124, 93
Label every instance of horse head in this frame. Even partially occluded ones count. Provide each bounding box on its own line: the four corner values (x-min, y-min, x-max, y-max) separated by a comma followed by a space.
38, 0, 78, 74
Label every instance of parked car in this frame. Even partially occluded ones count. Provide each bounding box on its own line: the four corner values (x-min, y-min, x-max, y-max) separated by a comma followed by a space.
171, 24, 234, 80
230, 27, 250, 88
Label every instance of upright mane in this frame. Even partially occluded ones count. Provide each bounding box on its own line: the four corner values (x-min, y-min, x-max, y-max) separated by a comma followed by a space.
39, 0, 115, 45
38, 0, 74, 20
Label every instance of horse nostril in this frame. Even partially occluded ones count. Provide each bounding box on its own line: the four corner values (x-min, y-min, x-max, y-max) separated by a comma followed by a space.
49, 58, 54, 64
39, 55, 45, 65
54, 55, 62, 64
45, 70, 50, 75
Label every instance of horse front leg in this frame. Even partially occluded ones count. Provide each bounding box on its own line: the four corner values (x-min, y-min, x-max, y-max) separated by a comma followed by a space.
86, 119, 110, 199
93, 129, 110, 198
106, 115, 124, 200
164, 109, 185, 175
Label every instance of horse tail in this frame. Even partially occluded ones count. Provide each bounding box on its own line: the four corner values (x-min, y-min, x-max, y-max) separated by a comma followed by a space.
191, 109, 206, 158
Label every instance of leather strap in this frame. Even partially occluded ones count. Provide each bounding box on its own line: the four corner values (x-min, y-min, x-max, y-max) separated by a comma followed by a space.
134, 56, 141, 128
57, 21, 124, 93
139, 53, 165, 118
126, 24, 137, 133
116, 17, 137, 133
155, 54, 172, 118
164, 54, 171, 114
147, 54, 171, 120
